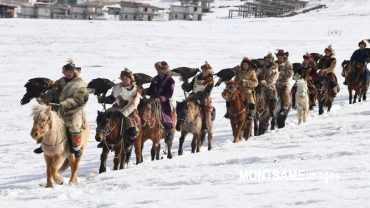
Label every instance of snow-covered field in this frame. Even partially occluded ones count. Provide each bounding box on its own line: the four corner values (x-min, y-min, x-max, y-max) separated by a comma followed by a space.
1, 0, 370, 207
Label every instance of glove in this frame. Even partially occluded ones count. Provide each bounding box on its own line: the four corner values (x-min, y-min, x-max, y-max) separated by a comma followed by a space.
49, 103, 60, 111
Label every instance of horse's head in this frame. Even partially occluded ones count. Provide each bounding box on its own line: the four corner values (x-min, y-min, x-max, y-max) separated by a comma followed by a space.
341, 60, 351, 77
222, 80, 239, 101
95, 110, 112, 142
296, 79, 308, 97
30, 104, 53, 142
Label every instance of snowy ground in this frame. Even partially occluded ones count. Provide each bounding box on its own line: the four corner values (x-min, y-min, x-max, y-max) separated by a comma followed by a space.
1, 0, 370, 207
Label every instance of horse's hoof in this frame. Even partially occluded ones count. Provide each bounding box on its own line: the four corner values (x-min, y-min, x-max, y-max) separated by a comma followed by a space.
99, 167, 106, 174
54, 177, 64, 185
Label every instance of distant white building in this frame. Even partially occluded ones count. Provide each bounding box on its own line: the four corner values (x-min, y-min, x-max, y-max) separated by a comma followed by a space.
169, 5, 202, 21
119, 1, 162, 21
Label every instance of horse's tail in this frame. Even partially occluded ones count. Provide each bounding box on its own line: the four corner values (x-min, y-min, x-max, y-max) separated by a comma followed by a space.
58, 158, 70, 173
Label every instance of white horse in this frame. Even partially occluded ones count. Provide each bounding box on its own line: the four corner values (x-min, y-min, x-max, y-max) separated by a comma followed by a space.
295, 79, 310, 124
30, 104, 90, 187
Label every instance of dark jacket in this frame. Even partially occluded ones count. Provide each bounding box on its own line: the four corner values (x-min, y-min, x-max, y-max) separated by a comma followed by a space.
351, 49, 369, 65
146, 75, 175, 126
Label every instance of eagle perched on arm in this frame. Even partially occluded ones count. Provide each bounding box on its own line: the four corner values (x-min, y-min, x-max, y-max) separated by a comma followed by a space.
170, 67, 200, 81
214, 66, 238, 87
20, 77, 54, 105
133, 73, 153, 86
87, 78, 114, 97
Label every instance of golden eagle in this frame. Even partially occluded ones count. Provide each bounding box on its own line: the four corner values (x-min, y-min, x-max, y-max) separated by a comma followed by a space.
21, 77, 54, 105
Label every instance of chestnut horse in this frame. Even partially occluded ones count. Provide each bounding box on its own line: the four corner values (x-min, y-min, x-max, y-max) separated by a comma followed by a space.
254, 85, 271, 136
138, 98, 164, 160
95, 110, 142, 174
176, 100, 205, 154
30, 104, 90, 187
341, 60, 366, 104
138, 98, 176, 160
222, 81, 248, 143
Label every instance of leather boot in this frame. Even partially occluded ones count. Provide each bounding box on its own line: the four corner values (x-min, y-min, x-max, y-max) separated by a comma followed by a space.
247, 103, 255, 119
71, 133, 82, 158
34, 146, 43, 154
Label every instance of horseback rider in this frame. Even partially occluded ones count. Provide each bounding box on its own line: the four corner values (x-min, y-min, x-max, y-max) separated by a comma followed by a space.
34, 61, 89, 157
233, 57, 259, 119
257, 52, 279, 117
291, 53, 318, 109
97, 68, 141, 149
182, 61, 215, 135
317, 45, 338, 97
275, 49, 293, 115
145, 61, 175, 144
346, 40, 369, 92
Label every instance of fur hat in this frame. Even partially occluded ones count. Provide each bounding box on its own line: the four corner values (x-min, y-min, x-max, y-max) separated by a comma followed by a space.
275, 49, 289, 57
264, 52, 275, 63
303, 52, 311, 60
325, 45, 334, 53
119, 67, 135, 81
201, 61, 214, 74
154, 61, 170, 73
240, 57, 252, 65
62, 59, 81, 76
359, 40, 367, 47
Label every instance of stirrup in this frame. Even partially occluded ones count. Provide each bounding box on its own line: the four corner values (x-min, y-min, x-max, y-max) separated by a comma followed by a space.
74, 149, 82, 158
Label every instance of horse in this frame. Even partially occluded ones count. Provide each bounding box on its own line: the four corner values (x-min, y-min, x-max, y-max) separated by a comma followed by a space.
253, 85, 271, 136
314, 74, 335, 115
176, 100, 204, 154
271, 86, 292, 130
341, 60, 366, 104
295, 79, 310, 124
138, 98, 164, 160
30, 104, 90, 187
95, 110, 142, 174
222, 80, 247, 143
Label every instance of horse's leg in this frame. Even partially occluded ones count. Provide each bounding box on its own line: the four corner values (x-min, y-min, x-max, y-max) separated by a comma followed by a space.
348, 89, 353, 104
353, 90, 358, 104
166, 130, 173, 159
191, 134, 196, 153
52, 155, 64, 185
207, 130, 213, 151
99, 146, 109, 174
231, 120, 238, 143
196, 133, 201, 153
156, 142, 161, 160
178, 131, 187, 156
69, 156, 81, 185
297, 108, 302, 124
113, 146, 120, 170
151, 142, 156, 161
318, 97, 324, 115
134, 134, 142, 165
44, 155, 53, 188
254, 117, 259, 136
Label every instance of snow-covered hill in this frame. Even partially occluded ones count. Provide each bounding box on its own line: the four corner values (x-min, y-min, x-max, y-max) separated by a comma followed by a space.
1, 0, 370, 207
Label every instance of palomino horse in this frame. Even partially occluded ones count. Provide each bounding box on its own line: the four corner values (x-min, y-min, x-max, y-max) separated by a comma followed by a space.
138, 98, 164, 160
95, 110, 142, 174
295, 79, 310, 124
341, 60, 366, 104
254, 85, 271, 136
222, 81, 247, 143
314, 73, 335, 115
176, 100, 205, 154
30, 104, 90, 187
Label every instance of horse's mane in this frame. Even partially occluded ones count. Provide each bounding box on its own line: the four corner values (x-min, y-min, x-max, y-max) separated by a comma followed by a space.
297, 80, 307, 90
32, 104, 65, 144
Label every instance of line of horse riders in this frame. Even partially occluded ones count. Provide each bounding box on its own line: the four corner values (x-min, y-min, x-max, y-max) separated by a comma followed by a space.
30, 40, 369, 176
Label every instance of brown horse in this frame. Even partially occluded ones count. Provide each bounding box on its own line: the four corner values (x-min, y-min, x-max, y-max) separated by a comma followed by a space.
176, 100, 206, 154
95, 110, 142, 174
341, 60, 366, 104
138, 98, 164, 160
254, 85, 271, 136
314, 74, 335, 115
138, 98, 176, 160
30, 104, 90, 187
222, 81, 247, 143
